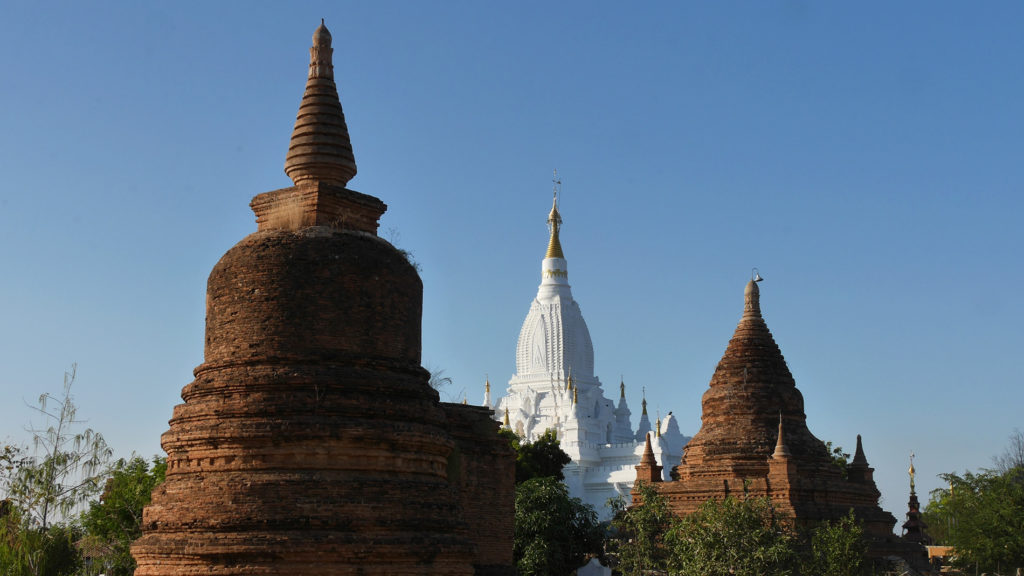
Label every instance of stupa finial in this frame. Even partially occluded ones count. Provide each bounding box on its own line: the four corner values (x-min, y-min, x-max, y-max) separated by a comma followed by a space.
284, 20, 358, 187
545, 170, 564, 259
909, 452, 916, 494
744, 269, 763, 317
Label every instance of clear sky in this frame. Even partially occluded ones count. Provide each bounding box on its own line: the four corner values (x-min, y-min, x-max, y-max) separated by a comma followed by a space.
1, 1, 1021, 528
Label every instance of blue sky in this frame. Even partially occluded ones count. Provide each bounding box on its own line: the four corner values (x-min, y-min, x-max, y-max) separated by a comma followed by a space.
1, 1, 1022, 526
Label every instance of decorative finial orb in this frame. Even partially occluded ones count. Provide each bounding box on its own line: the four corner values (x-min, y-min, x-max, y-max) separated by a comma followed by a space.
744, 277, 761, 316
314, 19, 331, 43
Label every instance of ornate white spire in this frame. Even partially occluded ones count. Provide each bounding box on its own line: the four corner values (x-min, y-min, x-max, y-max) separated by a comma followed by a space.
512, 184, 594, 380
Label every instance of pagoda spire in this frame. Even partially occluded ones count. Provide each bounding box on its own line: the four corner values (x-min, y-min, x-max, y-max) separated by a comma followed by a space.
634, 433, 663, 484
545, 171, 564, 259
772, 412, 792, 458
901, 452, 932, 544
284, 19, 358, 187
545, 199, 563, 258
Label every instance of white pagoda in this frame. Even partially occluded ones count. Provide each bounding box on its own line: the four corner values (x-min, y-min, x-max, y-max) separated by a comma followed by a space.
488, 183, 689, 518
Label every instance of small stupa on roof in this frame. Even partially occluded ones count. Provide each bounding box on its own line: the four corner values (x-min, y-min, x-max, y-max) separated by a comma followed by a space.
132, 21, 513, 575
640, 274, 897, 543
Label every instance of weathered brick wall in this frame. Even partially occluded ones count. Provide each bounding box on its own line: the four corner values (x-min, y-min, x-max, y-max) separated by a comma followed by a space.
441, 404, 515, 576
133, 226, 482, 575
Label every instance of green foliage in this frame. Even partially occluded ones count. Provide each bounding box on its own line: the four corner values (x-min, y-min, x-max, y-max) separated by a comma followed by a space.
8, 365, 112, 530
80, 455, 167, 576
924, 466, 1024, 573
665, 496, 798, 576
0, 366, 112, 575
499, 428, 572, 484
608, 481, 673, 575
802, 510, 868, 576
0, 513, 81, 576
513, 476, 603, 576
824, 441, 851, 480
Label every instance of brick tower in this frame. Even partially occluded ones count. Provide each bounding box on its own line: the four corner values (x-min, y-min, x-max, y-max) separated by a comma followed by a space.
639, 277, 896, 541
132, 21, 512, 575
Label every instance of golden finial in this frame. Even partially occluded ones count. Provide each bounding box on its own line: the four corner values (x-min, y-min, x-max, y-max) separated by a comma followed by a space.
545, 170, 564, 259
485, 375, 490, 395
656, 412, 661, 438
566, 368, 574, 391
503, 406, 510, 427
909, 452, 917, 494
573, 384, 578, 405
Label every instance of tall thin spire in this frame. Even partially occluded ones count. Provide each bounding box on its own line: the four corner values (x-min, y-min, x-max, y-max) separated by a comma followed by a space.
772, 412, 792, 458
284, 20, 358, 187
908, 452, 916, 495
545, 170, 564, 259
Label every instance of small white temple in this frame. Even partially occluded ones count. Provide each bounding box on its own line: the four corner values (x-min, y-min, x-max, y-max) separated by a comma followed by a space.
488, 178, 689, 518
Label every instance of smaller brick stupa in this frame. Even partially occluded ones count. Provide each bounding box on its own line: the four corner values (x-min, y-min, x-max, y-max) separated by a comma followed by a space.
132, 21, 513, 575
639, 275, 896, 541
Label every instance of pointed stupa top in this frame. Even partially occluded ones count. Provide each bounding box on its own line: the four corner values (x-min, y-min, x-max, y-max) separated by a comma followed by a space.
678, 274, 835, 473
284, 20, 358, 187
546, 191, 564, 259
503, 406, 510, 427
851, 434, 869, 467
773, 413, 792, 458
620, 378, 625, 399
640, 433, 658, 466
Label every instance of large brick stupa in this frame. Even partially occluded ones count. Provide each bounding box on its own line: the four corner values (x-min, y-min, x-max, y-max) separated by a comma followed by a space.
637, 277, 897, 542
132, 21, 513, 575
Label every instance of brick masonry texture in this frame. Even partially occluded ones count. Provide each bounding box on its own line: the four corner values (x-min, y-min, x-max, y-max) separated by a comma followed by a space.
132, 21, 514, 575
638, 280, 901, 553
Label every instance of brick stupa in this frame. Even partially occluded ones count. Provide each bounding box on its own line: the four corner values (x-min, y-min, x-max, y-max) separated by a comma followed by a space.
132, 22, 514, 575
637, 278, 897, 541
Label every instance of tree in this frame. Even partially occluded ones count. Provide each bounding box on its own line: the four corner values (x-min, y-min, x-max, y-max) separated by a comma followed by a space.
9, 365, 112, 529
993, 428, 1024, 474
513, 476, 603, 576
499, 428, 571, 484
825, 441, 851, 479
80, 455, 167, 576
664, 496, 798, 576
608, 481, 674, 575
0, 515, 80, 576
924, 467, 1024, 573
802, 510, 868, 576
0, 365, 111, 576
